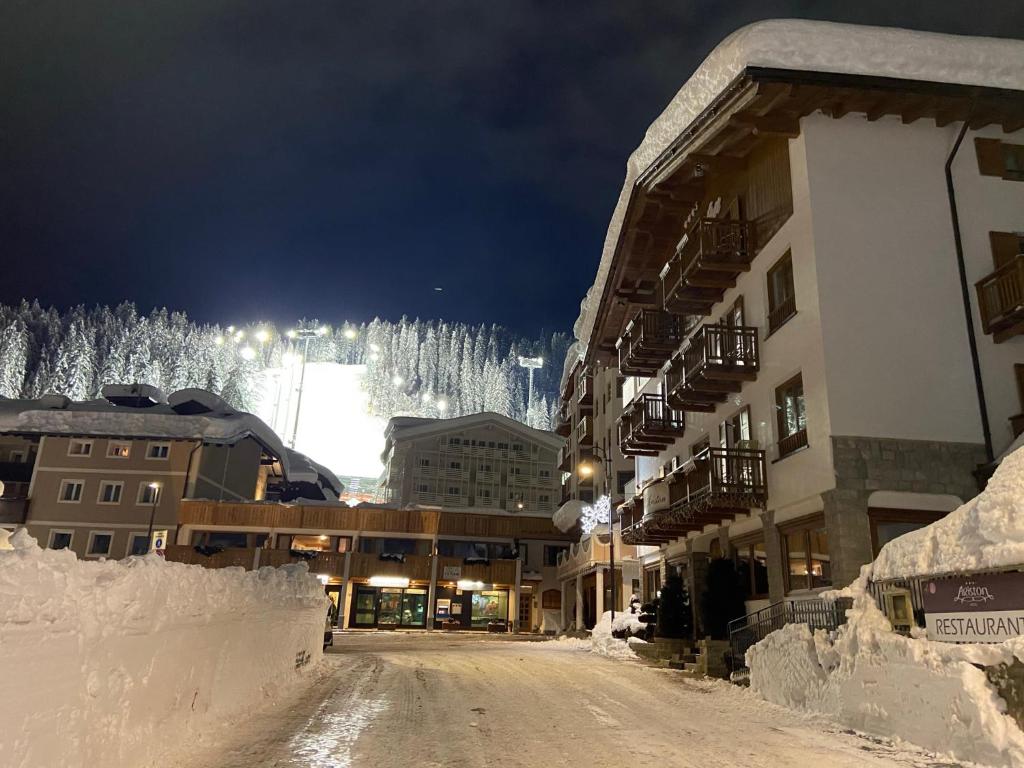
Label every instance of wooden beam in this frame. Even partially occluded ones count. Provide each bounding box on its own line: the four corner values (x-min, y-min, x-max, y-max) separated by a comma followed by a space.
730, 111, 801, 138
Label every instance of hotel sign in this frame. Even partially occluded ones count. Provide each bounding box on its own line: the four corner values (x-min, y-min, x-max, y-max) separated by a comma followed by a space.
923, 571, 1024, 643
442, 566, 461, 580
643, 481, 671, 515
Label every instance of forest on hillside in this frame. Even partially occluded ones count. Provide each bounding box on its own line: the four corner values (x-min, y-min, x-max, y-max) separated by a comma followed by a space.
0, 301, 569, 429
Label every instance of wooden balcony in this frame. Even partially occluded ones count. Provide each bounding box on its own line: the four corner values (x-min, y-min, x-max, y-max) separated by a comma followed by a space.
618, 394, 685, 457
620, 448, 767, 545
616, 310, 683, 377
577, 416, 593, 446
977, 254, 1024, 342
554, 401, 571, 436
665, 322, 759, 412
662, 218, 754, 316
557, 444, 572, 472
0, 498, 28, 525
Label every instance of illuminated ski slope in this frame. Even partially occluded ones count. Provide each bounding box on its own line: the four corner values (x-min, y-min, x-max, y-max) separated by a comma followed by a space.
255, 362, 386, 480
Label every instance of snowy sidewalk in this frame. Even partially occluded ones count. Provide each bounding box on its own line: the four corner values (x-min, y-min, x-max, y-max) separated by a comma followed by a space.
181, 632, 968, 768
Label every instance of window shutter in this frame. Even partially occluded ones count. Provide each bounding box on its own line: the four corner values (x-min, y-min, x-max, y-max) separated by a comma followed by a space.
975, 138, 1005, 177
990, 231, 1023, 270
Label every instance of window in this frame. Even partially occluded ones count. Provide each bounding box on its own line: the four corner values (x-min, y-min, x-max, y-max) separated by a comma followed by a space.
512, 443, 523, 453
471, 591, 508, 628
497, 442, 508, 450
480, 463, 492, 472
449, 461, 461, 470
990, 231, 1024, 270
766, 250, 796, 333
417, 483, 430, 493
68, 439, 93, 457
127, 533, 150, 556
539, 469, 550, 479
734, 538, 769, 598
543, 545, 569, 566
976, 137, 1024, 181
447, 486, 461, 495
539, 494, 549, 503
97, 481, 123, 504
290, 534, 336, 552
868, 508, 946, 556
542, 589, 561, 609
9, 450, 25, 463
137, 482, 161, 504
58, 480, 84, 503
783, 518, 831, 591
86, 531, 113, 557
722, 406, 752, 449
106, 441, 131, 459
146, 442, 170, 460
775, 373, 808, 458
418, 457, 430, 467
191, 530, 267, 549
48, 530, 73, 550
725, 295, 745, 327
480, 489, 490, 498
616, 471, 634, 499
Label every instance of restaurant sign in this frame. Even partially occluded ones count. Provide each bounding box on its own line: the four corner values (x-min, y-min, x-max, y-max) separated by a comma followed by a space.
923, 571, 1024, 643
643, 481, 671, 515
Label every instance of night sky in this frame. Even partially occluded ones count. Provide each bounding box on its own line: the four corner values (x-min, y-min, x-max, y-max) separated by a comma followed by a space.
3, 2, 1023, 336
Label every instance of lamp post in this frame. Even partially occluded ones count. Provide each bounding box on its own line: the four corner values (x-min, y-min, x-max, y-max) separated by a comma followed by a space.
286, 324, 329, 449
578, 445, 617, 622
517, 356, 544, 420
145, 482, 162, 550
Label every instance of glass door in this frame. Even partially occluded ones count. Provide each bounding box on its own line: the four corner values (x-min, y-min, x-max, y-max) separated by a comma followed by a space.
400, 589, 427, 627
378, 588, 403, 627
353, 586, 378, 627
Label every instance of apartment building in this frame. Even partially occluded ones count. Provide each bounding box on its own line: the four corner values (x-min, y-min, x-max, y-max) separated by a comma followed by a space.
560, 21, 1024, 637
168, 499, 577, 633
380, 412, 562, 516
0, 385, 340, 558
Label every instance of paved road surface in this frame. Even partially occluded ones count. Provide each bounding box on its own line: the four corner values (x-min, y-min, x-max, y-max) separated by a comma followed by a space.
186, 632, 962, 768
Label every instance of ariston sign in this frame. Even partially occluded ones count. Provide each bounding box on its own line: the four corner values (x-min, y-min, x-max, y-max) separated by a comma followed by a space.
923, 571, 1024, 643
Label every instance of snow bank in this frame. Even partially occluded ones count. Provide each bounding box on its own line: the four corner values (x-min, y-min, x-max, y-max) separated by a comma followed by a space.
0, 530, 328, 768
873, 447, 1024, 580
550, 612, 645, 659
748, 590, 1024, 766
574, 19, 1024, 349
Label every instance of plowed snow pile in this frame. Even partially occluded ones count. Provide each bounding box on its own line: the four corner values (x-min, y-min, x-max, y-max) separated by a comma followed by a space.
0, 530, 327, 768
749, 449, 1024, 766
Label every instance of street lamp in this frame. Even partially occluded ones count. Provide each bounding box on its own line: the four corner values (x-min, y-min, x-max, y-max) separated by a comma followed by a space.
145, 482, 162, 550
577, 445, 618, 622
240, 346, 257, 361
287, 324, 328, 449
343, 327, 357, 340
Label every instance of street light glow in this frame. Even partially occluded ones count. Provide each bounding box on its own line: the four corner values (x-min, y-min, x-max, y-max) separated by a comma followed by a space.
343, 328, 357, 340
369, 343, 381, 353
317, 325, 329, 336
436, 399, 448, 412
369, 353, 380, 362
578, 462, 595, 478
255, 329, 270, 343
392, 375, 404, 386
214, 335, 224, 345
240, 346, 257, 361
286, 329, 297, 339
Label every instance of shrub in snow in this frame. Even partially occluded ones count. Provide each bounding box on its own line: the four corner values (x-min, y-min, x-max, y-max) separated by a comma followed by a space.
0, 529, 328, 768
656, 573, 692, 639
700, 559, 745, 640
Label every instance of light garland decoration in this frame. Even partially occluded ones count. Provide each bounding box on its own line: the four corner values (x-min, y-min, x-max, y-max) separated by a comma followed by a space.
580, 494, 611, 534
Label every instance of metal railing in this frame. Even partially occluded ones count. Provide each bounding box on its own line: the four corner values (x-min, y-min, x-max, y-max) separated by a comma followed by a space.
728, 596, 851, 664
767, 294, 797, 334
684, 322, 760, 378
577, 416, 593, 445
777, 427, 808, 458
977, 253, 1024, 335
663, 218, 753, 300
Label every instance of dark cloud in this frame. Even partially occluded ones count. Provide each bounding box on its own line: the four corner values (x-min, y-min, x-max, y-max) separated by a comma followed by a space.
2, 1, 1022, 334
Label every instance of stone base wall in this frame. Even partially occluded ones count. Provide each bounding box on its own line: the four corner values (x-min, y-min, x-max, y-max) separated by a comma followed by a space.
825, 436, 986, 587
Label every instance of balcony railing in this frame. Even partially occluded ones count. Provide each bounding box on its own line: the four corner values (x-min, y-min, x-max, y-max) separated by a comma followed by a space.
618, 394, 685, 457
577, 416, 593, 446
662, 218, 754, 316
767, 294, 797, 335
777, 427, 809, 458
664, 350, 731, 413
977, 254, 1024, 341
620, 447, 767, 545
616, 309, 683, 377
557, 445, 572, 472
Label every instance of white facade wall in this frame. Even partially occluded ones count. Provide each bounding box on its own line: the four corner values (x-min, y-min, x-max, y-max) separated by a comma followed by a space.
802, 113, 1024, 453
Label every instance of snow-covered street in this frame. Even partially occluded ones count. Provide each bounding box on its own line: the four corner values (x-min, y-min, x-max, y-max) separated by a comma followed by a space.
183, 633, 966, 768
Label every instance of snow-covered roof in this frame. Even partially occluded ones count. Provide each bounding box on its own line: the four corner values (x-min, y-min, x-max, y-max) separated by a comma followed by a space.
871, 446, 1024, 580
284, 447, 344, 497
575, 19, 1024, 352
553, 499, 587, 532
0, 386, 333, 488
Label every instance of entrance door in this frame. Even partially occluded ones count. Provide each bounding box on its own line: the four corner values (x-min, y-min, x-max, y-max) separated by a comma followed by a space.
400, 589, 427, 627
352, 586, 378, 627
378, 588, 403, 627
518, 592, 532, 632
325, 585, 342, 627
